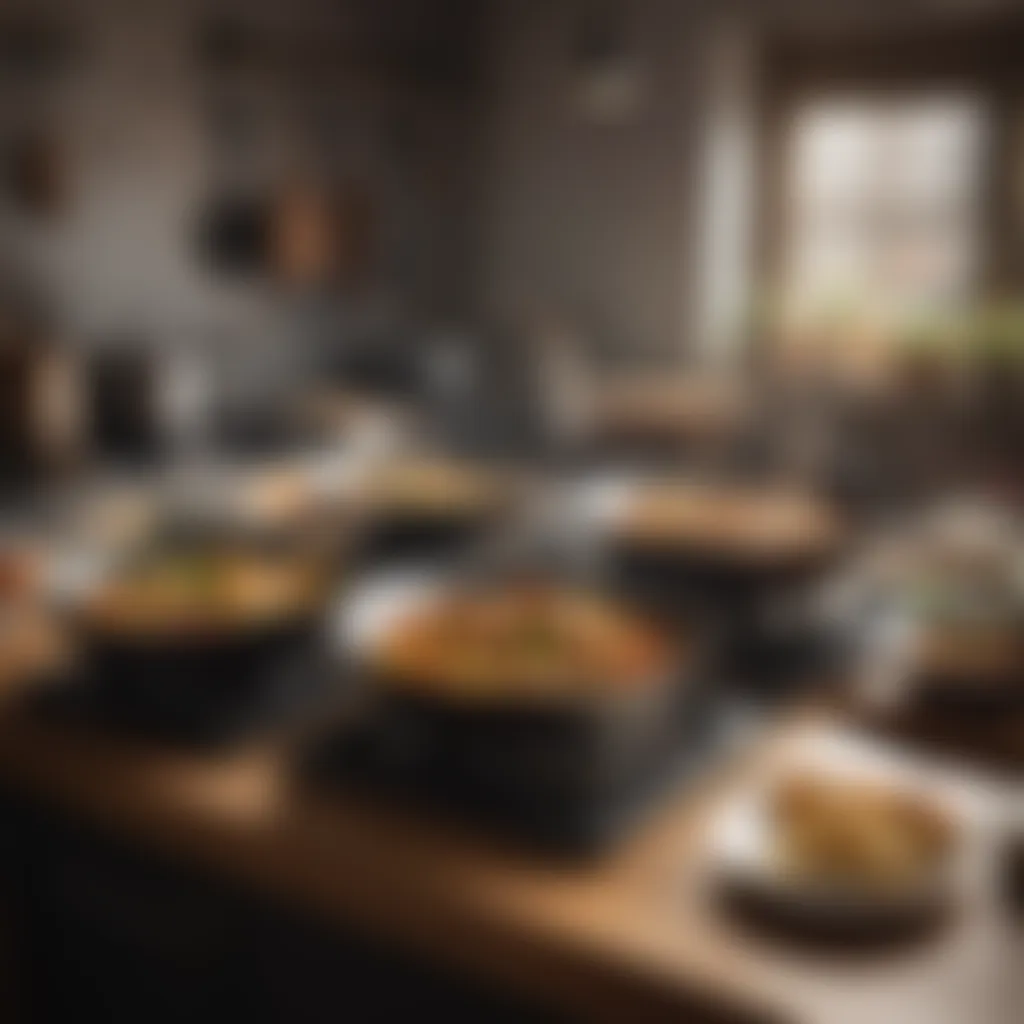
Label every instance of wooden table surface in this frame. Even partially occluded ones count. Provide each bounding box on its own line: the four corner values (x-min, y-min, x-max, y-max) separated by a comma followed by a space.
0, 639, 1017, 1024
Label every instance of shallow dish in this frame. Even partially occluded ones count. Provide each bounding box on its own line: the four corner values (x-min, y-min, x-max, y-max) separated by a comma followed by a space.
709, 738, 967, 939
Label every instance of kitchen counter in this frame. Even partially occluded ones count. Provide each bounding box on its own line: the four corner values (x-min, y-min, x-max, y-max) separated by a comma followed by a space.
0, 644, 1016, 1024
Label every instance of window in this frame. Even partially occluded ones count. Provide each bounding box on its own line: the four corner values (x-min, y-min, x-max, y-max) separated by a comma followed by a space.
783, 95, 987, 323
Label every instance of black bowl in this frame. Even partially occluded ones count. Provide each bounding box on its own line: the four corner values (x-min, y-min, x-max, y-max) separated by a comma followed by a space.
350, 606, 703, 808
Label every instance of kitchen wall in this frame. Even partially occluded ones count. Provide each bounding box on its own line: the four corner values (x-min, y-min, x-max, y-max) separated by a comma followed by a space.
6, 0, 1016, 389
0, 0, 479, 403
470, 0, 709, 365
469, 0, 1022, 367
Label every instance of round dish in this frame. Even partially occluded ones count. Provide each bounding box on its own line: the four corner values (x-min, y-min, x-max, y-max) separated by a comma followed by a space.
74, 543, 332, 713
356, 459, 520, 562
364, 459, 510, 521
714, 771, 959, 937
869, 528, 1024, 713
909, 625, 1024, 713
616, 484, 842, 567
606, 483, 845, 617
348, 576, 692, 810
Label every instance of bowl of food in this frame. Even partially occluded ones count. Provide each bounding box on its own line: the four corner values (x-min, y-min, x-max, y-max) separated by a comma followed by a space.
610, 482, 845, 598
911, 630, 1024, 710
357, 458, 518, 560
75, 540, 332, 705
715, 770, 960, 938
872, 531, 1024, 712
350, 577, 693, 806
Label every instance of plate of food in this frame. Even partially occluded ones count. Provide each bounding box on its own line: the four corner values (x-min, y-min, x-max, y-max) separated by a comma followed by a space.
712, 745, 964, 938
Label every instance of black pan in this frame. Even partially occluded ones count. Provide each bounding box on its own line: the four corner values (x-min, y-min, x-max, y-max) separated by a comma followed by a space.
71, 542, 333, 719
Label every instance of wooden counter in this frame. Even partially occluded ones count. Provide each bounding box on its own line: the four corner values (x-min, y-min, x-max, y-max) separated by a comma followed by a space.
0, 652, 1015, 1023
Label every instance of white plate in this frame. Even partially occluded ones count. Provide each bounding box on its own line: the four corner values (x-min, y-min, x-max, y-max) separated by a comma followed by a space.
708, 730, 974, 931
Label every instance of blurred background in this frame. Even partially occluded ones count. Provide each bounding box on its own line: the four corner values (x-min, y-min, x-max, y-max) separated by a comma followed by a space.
0, 1, 1021, 1022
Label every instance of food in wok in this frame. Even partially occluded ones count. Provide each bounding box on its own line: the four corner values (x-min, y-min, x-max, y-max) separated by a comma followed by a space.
80, 545, 326, 641
370, 582, 672, 703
